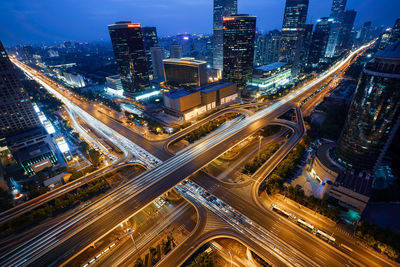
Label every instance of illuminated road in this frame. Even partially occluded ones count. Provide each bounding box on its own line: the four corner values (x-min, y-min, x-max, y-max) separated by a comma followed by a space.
0, 44, 375, 266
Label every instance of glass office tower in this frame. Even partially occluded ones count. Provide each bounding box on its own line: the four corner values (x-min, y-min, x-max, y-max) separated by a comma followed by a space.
337, 40, 400, 171
108, 21, 150, 98
213, 0, 237, 71
223, 14, 256, 91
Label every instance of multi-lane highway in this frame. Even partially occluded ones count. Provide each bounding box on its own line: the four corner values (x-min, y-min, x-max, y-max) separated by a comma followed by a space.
0, 43, 378, 266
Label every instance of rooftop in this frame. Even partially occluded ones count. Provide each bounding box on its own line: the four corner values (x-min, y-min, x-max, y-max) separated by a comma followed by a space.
255, 62, 288, 72
14, 142, 53, 163
375, 39, 400, 60
165, 90, 194, 99
196, 81, 235, 93
336, 171, 374, 196
163, 57, 206, 66
316, 142, 343, 174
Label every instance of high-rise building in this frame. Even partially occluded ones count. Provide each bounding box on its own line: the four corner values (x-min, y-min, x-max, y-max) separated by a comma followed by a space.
223, 14, 256, 90
254, 33, 266, 66
390, 18, 400, 43
358, 21, 372, 44
279, 0, 309, 67
169, 42, 183, 59
302, 24, 314, 64
265, 30, 281, 64
108, 21, 150, 98
308, 18, 333, 65
377, 29, 392, 51
141, 26, 159, 78
150, 45, 165, 80
213, 0, 238, 71
337, 40, 400, 171
337, 10, 357, 51
325, 0, 347, 57
22, 45, 34, 61
0, 41, 41, 138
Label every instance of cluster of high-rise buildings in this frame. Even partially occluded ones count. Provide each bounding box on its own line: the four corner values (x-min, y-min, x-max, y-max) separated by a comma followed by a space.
107, 0, 397, 102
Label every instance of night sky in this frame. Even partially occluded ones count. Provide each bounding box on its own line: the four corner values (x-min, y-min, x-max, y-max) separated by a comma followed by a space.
1, 0, 399, 46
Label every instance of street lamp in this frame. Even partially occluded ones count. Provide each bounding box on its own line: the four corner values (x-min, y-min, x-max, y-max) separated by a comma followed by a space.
258, 136, 263, 162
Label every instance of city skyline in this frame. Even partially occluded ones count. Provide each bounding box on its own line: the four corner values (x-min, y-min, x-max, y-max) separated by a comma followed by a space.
1, 0, 400, 45
0, 0, 399, 265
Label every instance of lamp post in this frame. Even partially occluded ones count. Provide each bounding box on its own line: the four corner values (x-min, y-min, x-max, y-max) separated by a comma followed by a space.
258, 136, 263, 162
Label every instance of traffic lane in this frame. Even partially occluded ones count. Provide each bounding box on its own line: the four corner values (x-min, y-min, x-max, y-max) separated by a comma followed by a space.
30, 108, 287, 266
192, 173, 356, 267
158, 227, 288, 267
79, 102, 171, 161
193, 172, 393, 267
0, 159, 133, 227
97, 202, 193, 267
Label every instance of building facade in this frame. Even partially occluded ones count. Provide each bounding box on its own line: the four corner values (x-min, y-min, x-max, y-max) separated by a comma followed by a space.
265, 30, 281, 64
163, 82, 238, 120
213, 0, 238, 71
223, 14, 256, 91
163, 58, 208, 87
0, 41, 42, 138
308, 18, 333, 65
325, 0, 347, 57
248, 62, 292, 94
279, 0, 309, 67
337, 40, 400, 171
108, 21, 150, 99
337, 10, 357, 51
169, 42, 183, 59
141, 26, 159, 78
150, 45, 165, 80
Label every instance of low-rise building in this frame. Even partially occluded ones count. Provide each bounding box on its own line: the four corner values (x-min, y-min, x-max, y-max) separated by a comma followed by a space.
247, 62, 291, 94
163, 82, 238, 120
308, 142, 372, 215
6, 128, 58, 176
62, 72, 86, 88
327, 171, 372, 214
163, 57, 208, 88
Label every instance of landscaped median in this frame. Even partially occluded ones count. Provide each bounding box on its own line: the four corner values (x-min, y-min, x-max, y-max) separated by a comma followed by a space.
168, 112, 243, 153
202, 125, 285, 183
0, 165, 145, 239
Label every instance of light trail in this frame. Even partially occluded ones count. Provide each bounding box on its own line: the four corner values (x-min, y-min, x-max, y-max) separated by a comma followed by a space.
1, 44, 370, 266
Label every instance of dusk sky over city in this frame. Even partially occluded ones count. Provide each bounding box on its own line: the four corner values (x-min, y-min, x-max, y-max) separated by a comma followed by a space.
1, 0, 399, 45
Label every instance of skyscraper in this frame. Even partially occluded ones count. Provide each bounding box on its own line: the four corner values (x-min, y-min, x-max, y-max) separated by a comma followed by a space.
0, 41, 41, 138
223, 14, 256, 90
337, 40, 400, 171
142, 26, 159, 78
279, 0, 309, 67
358, 21, 372, 45
108, 21, 150, 98
325, 0, 347, 57
308, 18, 333, 65
337, 10, 357, 51
265, 30, 281, 64
169, 42, 183, 59
213, 0, 238, 71
254, 32, 267, 66
390, 18, 400, 43
150, 45, 165, 80
302, 24, 314, 64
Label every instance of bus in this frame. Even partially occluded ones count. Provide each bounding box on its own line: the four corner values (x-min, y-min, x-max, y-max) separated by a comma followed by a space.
297, 219, 315, 232
316, 229, 336, 243
272, 204, 291, 218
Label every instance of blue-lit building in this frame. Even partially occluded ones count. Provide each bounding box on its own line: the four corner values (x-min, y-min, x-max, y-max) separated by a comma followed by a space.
337, 40, 400, 172
247, 62, 292, 94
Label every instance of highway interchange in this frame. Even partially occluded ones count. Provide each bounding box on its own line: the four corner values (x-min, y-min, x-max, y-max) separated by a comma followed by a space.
0, 42, 395, 266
